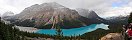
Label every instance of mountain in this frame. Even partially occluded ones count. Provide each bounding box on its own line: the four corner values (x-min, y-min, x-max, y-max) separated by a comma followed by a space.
2, 11, 14, 19
9, 2, 104, 29
105, 15, 129, 25
75, 8, 107, 22
75, 8, 99, 19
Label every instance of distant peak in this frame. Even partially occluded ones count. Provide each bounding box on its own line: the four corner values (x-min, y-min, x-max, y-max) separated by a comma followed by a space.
75, 8, 99, 18
30, 4, 39, 7
40, 2, 65, 7
48, 2, 58, 4
2, 11, 14, 17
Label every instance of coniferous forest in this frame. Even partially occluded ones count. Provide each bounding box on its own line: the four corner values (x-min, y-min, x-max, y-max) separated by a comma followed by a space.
0, 13, 131, 40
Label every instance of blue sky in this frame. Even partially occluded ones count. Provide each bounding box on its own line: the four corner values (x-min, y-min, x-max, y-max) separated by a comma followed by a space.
112, 0, 128, 7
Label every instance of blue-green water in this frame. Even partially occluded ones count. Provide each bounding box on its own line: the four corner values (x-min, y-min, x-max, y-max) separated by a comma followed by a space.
36, 23, 109, 36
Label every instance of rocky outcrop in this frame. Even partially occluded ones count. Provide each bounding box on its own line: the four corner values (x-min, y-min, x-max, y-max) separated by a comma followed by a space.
100, 33, 124, 40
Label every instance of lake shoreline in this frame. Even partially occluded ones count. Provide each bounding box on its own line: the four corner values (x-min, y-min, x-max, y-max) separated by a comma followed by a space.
14, 23, 109, 36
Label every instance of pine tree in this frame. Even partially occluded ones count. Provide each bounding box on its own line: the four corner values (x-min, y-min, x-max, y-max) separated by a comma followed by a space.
128, 12, 132, 23
55, 25, 63, 40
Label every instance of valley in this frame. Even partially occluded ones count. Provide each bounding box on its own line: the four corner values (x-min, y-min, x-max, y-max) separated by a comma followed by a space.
0, 1, 131, 40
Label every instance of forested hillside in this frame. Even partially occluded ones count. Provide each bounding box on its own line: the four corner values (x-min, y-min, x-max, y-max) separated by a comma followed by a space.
0, 12, 131, 40
0, 18, 54, 40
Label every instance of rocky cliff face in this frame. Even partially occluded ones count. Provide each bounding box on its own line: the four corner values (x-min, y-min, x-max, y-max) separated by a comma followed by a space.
100, 33, 124, 40
10, 2, 104, 29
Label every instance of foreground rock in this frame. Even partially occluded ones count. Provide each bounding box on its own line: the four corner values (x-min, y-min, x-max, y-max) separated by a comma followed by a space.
100, 33, 124, 40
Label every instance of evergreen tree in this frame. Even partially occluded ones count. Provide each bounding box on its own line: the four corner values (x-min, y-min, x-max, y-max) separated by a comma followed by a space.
55, 25, 63, 40
128, 12, 132, 23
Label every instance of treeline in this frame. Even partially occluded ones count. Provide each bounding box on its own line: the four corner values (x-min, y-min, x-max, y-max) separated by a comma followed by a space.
0, 12, 131, 40
0, 20, 54, 40
0, 20, 24, 40
0, 19, 128, 40
80, 12, 132, 40
0, 20, 83, 40
128, 12, 132, 23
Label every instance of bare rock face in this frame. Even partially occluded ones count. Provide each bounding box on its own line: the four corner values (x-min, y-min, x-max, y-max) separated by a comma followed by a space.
10, 2, 104, 29
12, 2, 84, 29
100, 33, 124, 40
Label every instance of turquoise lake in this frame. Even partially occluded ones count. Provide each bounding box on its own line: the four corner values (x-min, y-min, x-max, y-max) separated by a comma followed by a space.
35, 23, 109, 36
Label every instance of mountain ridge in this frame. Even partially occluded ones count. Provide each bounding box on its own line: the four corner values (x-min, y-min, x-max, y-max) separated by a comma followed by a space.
75, 8, 99, 19
7, 2, 104, 29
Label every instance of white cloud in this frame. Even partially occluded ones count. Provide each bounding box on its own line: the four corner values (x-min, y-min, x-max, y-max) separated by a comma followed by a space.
100, 7, 132, 18
0, 0, 52, 15
0, 0, 132, 18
